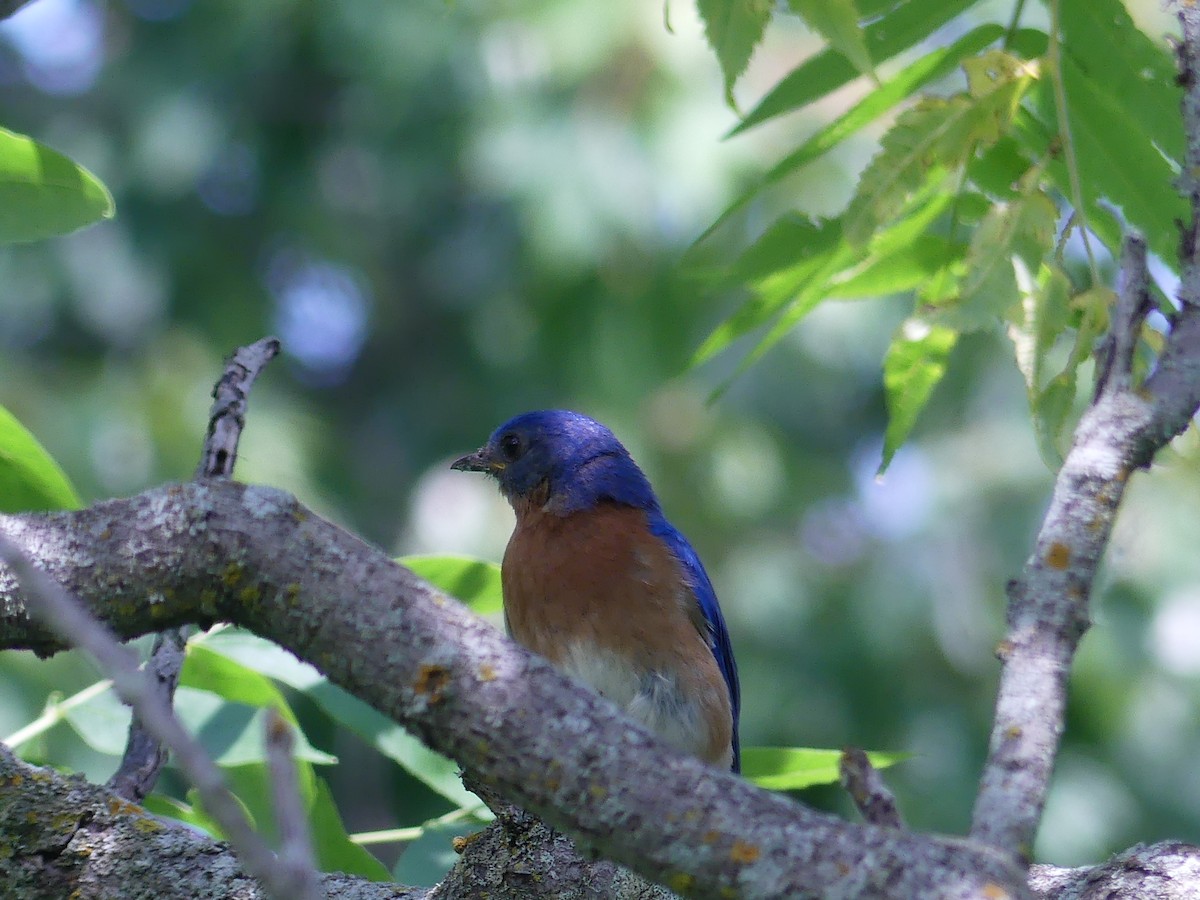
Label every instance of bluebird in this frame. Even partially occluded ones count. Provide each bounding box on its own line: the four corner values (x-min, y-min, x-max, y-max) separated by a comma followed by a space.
452, 410, 740, 771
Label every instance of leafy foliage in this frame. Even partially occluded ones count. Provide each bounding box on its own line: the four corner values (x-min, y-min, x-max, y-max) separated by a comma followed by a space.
692, 0, 1181, 471
0, 128, 113, 244
0, 405, 82, 512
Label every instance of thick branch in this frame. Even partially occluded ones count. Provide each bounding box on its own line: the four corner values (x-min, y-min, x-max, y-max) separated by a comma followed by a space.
0, 482, 1029, 899
0, 742, 426, 900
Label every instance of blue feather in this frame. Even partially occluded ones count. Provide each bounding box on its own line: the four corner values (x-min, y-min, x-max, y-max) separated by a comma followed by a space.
649, 512, 742, 773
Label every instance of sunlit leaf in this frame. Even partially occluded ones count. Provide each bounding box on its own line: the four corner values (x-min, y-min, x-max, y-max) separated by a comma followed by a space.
733, 0, 983, 135
742, 746, 907, 791
952, 188, 1057, 330
197, 630, 479, 808
880, 319, 958, 472
696, 0, 773, 104
0, 128, 114, 243
400, 554, 503, 616
788, 0, 874, 81
701, 24, 1003, 246
829, 233, 965, 299
0, 405, 81, 512
844, 56, 1034, 246
692, 216, 844, 366
172, 687, 337, 767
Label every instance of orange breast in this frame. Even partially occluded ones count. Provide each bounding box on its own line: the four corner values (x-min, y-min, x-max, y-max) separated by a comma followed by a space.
502, 501, 732, 767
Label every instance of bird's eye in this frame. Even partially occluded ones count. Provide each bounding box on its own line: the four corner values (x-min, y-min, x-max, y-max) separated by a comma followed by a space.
498, 432, 524, 462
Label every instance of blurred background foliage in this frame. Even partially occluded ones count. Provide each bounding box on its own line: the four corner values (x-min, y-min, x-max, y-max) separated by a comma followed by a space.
1, 0, 1198, 884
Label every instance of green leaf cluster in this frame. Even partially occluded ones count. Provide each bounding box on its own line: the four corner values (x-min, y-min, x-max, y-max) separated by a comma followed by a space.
692, 0, 1181, 469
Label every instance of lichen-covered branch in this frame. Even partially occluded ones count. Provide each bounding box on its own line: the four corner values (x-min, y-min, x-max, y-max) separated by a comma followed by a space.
0, 481, 1030, 899
0, 741, 426, 900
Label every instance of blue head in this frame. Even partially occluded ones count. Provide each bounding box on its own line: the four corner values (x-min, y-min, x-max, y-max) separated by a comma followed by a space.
451, 410, 660, 515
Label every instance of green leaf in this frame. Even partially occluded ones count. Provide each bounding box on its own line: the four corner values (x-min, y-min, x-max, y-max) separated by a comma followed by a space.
844, 56, 1032, 246
198, 630, 479, 808
1053, 54, 1182, 265
0, 128, 114, 243
788, 0, 874, 81
828, 233, 965, 299
732, 0, 983, 135
692, 216, 844, 367
699, 24, 1002, 246
742, 746, 907, 791
880, 320, 958, 472
696, 0, 773, 104
400, 555, 503, 616
310, 776, 392, 881
1031, 371, 1077, 469
142, 792, 223, 839
0, 405, 81, 512
1008, 264, 1071, 395
952, 187, 1057, 330
172, 687, 337, 767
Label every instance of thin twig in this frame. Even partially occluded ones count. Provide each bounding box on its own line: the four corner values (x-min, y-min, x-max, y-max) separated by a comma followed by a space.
265, 710, 323, 900
839, 747, 903, 829
107, 337, 281, 803
195, 337, 281, 481
0, 535, 298, 900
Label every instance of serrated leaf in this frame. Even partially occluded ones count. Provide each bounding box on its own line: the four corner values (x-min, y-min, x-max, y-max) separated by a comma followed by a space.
399, 555, 502, 616
693, 216, 843, 366
952, 188, 1057, 330
845, 59, 1034, 246
696, 0, 773, 103
0, 405, 81, 512
742, 746, 907, 791
0, 128, 114, 243
700, 24, 1003, 247
880, 320, 958, 472
829, 233, 966, 299
788, 0, 874, 81
733, 0, 983, 135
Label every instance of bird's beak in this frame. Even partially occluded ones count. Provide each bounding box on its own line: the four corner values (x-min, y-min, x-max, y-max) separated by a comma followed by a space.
451, 447, 502, 474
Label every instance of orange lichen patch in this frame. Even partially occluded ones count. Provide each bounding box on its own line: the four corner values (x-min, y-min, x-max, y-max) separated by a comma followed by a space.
107, 797, 143, 817
452, 831, 484, 853
1045, 542, 1071, 570
668, 873, 695, 892
414, 664, 450, 704
477, 663, 497, 682
837, 861, 851, 876
982, 883, 1011, 899
1005, 725, 1023, 740
702, 830, 721, 844
994, 640, 1014, 661
729, 840, 760, 864
134, 817, 164, 833
222, 563, 245, 588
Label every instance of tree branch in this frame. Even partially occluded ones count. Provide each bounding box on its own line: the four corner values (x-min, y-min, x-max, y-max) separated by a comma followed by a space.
0, 481, 1031, 898
108, 336, 279, 803
0, 741, 428, 900
968, 2, 1200, 862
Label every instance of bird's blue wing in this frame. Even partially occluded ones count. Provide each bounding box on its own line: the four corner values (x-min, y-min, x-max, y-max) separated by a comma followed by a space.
649, 513, 741, 773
